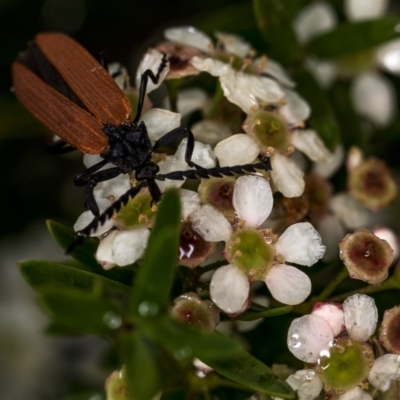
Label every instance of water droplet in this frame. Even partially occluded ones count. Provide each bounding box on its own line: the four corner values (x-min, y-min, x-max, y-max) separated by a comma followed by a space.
305, 371, 315, 380
138, 301, 159, 317
364, 251, 370, 258
103, 311, 122, 329
173, 346, 193, 361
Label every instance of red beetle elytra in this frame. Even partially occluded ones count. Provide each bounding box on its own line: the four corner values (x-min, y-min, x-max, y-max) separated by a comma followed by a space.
12, 33, 272, 249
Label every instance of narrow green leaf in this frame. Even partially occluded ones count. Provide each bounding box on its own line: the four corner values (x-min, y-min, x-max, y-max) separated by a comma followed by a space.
41, 289, 122, 336
308, 17, 400, 59
46, 220, 134, 285
18, 259, 130, 297
129, 190, 181, 317
253, 0, 303, 65
236, 305, 293, 321
293, 68, 341, 150
142, 316, 293, 398
119, 332, 182, 400
329, 81, 367, 151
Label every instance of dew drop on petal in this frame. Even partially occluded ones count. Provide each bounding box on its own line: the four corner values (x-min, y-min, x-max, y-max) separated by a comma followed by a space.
287, 314, 334, 363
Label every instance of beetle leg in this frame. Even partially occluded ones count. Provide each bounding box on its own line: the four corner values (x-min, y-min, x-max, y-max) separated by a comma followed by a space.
82, 167, 123, 216
152, 126, 203, 170
133, 53, 168, 123
155, 157, 272, 181
74, 159, 109, 186
46, 139, 77, 154
68, 181, 149, 253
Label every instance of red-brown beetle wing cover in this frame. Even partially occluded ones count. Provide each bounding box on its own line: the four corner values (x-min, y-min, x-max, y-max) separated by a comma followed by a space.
12, 62, 109, 154
35, 32, 132, 126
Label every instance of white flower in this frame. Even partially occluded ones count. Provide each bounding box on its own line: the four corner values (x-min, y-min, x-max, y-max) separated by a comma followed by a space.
191, 175, 325, 314
215, 133, 330, 198
288, 294, 377, 363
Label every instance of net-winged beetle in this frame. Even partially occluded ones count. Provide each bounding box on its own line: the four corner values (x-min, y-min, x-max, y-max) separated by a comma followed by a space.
12, 33, 272, 248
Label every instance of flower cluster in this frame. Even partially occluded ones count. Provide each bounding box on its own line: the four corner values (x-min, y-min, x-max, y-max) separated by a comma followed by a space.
66, 21, 400, 400
287, 294, 400, 400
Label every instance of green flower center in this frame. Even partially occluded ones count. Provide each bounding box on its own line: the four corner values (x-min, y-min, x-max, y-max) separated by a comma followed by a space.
245, 110, 290, 151
225, 228, 275, 280
318, 339, 373, 392
116, 191, 156, 229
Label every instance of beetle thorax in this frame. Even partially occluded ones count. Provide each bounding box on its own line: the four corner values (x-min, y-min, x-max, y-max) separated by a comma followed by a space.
102, 121, 153, 173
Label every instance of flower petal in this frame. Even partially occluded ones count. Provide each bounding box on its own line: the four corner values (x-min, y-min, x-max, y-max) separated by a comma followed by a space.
270, 153, 305, 197
214, 134, 260, 167
265, 264, 312, 305
291, 129, 331, 162
164, 26, 214, 53
210, 264, 249, 314
190, 56, 230, 76
312, 303, 344, 337
74, 198, 114, 236
219, 71, 285, 114
175, 87, 208, 116
351, 71, 397, 128
276, 222, 326, 266
112, 228, 150, 267
215, 31, 252, 57
344, 0, 388, 21
287, 314, 334, 363
233, 175, 273, 227
343, 294, 378, 342
330, 193, 372, 230
190, 205, 232, 242
313, 144, 344, 178
191, 120, 232, 146
279, 90, 311, 125
179, 189, 201, 220
96, 230, 118, 270
368, 354, 400, 392
293, 2, 337, 44
338, 387, 372, 400
318, 214, 345, 262
255, 57, 295, 88
136, 49, 169, 93
286, 370, 323, 400
376, 38, 400, 76
140, 108, 181, 141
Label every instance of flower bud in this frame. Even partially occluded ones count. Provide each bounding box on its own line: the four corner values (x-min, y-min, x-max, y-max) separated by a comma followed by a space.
379, 305, 400, 354
339, 228, 394, 284
170, 292, 220, 331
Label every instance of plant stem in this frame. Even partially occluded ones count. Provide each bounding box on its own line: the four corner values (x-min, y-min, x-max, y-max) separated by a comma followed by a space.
315, 267, 349, 302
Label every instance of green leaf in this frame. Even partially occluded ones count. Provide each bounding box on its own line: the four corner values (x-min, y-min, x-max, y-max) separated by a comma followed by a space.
129, 190, 181, 317
41, 289, 122, 336
236, 305, 293, 321
18, 259, 130, 297
329, 81, 367, 152
46, 220, 134, 285
253, 0, 303, 65
142, 316, 293, 398
293, 68, 341, 150
308, 17, 400, 59
120, 332, 181, 400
